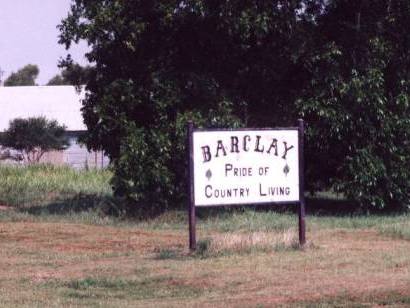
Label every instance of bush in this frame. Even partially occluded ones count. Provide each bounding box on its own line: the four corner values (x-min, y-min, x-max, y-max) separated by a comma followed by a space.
110, 103, 241, 211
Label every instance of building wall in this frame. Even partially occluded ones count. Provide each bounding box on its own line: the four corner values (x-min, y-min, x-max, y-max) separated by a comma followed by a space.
40, 150, 65, 165
63, 136, 109, 169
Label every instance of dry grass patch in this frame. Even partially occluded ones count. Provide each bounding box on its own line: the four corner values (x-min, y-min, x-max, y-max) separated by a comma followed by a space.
204, 229, 301, 255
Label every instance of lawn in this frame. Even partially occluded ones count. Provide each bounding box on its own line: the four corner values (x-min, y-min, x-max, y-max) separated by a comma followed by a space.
0, 165, 409, 307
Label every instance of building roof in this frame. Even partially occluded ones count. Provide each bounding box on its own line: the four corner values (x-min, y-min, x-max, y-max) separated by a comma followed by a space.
0, 85, 86, 131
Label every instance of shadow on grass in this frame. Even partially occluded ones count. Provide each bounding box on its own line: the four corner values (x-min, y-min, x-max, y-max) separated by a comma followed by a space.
17, 194, 125, 217
15, 192, 399, 222
192, 195, 361, 220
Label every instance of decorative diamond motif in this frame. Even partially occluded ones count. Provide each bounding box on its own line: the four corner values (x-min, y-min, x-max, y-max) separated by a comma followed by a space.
206, 169, 212, 180
283, 163, 290, 176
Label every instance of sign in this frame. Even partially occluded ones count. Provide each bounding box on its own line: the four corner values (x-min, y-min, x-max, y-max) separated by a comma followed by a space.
186, 121, 306, 250
193, 129, 299, 206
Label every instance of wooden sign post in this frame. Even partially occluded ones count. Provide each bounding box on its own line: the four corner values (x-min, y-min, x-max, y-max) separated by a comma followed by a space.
187, 120, 306, 250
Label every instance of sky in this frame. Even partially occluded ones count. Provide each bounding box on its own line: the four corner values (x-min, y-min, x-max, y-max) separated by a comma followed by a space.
0, 0, 89, 85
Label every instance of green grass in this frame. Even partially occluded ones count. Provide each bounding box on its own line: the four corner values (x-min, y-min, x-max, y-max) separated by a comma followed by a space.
0, 164, 409, 241
0, 164, 112, 208
294, 291, 410, 307
44, 276, 203, 301
308, 214, 410, 230
378, 220, 410, 241
137, 209, 410, 235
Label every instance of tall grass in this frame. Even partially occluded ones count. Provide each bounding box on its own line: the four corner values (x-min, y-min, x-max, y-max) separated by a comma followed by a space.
0, 164, 112, 208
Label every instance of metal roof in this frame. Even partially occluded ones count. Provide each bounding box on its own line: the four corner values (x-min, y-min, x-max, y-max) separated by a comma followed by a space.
0, 85, 86, 131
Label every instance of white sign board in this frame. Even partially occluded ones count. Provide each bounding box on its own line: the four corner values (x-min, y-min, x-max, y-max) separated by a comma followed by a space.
193, 129, 300, 206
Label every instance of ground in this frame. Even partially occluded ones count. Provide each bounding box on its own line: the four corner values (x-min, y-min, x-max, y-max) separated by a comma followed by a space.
0, 166, 409, 306
0, 215, 409, 307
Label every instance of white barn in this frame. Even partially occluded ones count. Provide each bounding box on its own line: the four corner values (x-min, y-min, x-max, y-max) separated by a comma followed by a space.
0, 85, 109, 169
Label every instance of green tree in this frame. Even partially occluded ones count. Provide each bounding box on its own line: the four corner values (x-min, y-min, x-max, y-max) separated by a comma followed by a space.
0, 117, 69, 163
60, 62, 92, 86
58, 0, 318, 210
59, 0, 409, 211
47, 74, 69, 86
4, 64, 39, 86
298, 0, 410, 210
48, 61, 93, 86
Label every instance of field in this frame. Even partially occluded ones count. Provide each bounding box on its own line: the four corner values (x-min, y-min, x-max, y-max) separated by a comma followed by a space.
0, 165, 410, 307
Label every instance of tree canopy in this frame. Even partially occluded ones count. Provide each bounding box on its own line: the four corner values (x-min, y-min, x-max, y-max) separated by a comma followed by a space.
0, 117, 69, 163
47, 74, 70, 86
4, 64, 39, 86
298, 0, 410, 210
59, 0, 410, 211
47, 63, 93, 86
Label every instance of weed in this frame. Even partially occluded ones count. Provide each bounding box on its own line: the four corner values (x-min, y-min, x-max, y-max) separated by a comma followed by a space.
156, 249, 178, 260
67, 277, 103, 290
196, 238, 212, 257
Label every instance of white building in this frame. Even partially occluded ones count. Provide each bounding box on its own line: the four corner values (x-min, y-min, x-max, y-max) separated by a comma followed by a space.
0, 85, 109, 169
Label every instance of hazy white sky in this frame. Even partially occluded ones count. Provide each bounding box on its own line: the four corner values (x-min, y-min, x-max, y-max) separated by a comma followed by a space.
0, 0, 89, 85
